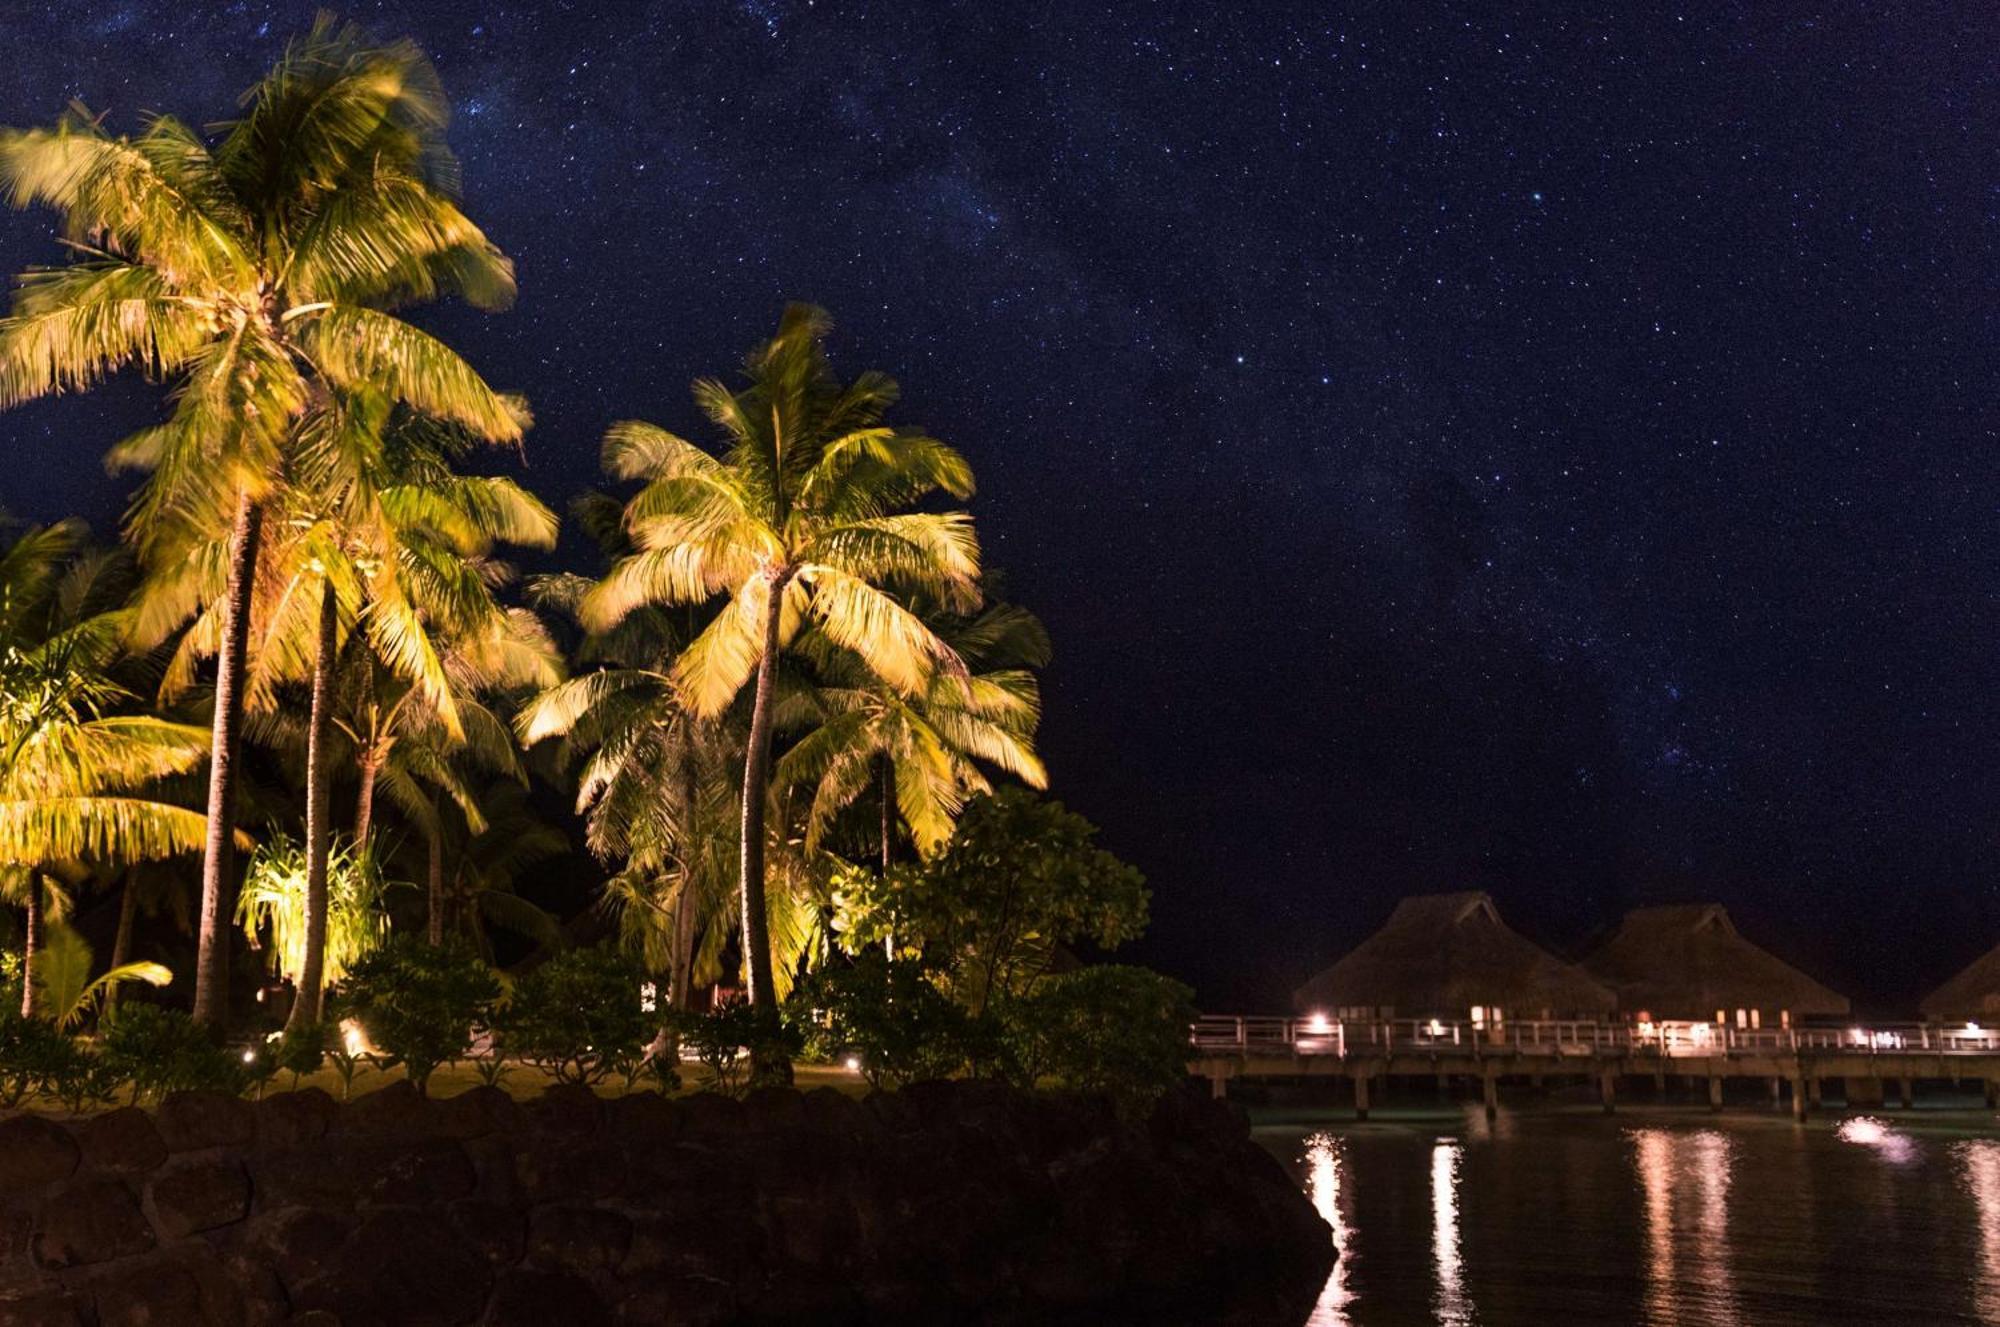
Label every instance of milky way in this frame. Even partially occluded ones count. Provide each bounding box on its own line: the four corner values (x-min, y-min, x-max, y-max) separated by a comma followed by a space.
3, 2, 1995, 1007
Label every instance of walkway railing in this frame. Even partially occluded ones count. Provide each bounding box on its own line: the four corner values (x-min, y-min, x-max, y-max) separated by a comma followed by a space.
1190, 1015, 2000, 1059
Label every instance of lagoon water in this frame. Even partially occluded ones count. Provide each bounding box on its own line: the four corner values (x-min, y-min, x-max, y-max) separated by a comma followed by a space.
1259, 1099, 2000, 1325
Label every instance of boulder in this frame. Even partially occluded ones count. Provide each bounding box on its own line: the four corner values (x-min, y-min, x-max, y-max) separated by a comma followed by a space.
0, 1121, 76, 1196
526, 1205, 631, 1272
72, 1110, 163, 1176
31, 1180, 152, 1270
154, 1092, 254, 1153
254, 1089, 336, 1147
485, 1267, 609, 1327
146, 1157, 251, 1239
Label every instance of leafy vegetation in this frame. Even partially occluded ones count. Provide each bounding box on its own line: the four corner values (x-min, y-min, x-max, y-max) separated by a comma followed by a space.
497, 946, 653, 1086
0, 18, 1195, 1121
336, 937, 499, 1094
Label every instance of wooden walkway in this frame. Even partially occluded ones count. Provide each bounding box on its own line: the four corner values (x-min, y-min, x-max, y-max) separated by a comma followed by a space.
1189, 1015, 2000, 1119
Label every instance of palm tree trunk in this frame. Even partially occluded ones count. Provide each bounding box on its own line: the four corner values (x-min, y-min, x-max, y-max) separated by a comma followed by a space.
106, 866, 139, 1014
672, 748, 701, 1011
426, 796, 445, 947
192, 493, 263, 1032
288, 580, 339, 1032
880, 756, 896, 961
738, 576, 788, 1016
19, 879, 41, 1019
352, 751, 380, 847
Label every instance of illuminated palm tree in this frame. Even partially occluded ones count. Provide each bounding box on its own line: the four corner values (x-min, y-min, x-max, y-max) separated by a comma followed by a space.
221, 402, 553, 1026
0, 18, 524, 1027
0, 521, 214, 1015
778, 599, 1049, 865
580, 306, 981, 1036
521, 556, 740, 1011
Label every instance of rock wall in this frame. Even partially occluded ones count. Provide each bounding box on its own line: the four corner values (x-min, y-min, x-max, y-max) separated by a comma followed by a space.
0, 1079, 1332, 1326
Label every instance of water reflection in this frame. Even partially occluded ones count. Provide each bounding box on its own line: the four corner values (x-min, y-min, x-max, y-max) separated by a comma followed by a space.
1632, 1128, 1739, 1327
1837, 1115, 1916, 1164
1432, 1138, 1476, 1326
1301, 1132, 1354, 1326
1960, 1140, 2000, 1323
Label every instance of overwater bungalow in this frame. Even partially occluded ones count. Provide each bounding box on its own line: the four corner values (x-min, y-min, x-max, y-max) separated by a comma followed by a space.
1920, 943, 2000, 1023
1292, 890, 1615, 1022
1582, 903, 1848, 1030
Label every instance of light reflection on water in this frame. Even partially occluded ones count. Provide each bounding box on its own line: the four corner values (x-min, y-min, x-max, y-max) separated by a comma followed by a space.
1301, 1132, 1355, 1326
1962, 1139, 2000, 1324
1275, 1106, 2000, 1326
1430, 1138, 1474, 1326
1632, 1128, 1738, 1326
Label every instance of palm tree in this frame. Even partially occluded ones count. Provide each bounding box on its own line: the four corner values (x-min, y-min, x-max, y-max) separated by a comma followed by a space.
416, 780, 564, 961
0, 521, 215, 1015
0, 20, 524, 1029
778, 599, 1050, 866
579, 306, 981, 1035
229, 401, 554, 1026
520, 560, 740, 1013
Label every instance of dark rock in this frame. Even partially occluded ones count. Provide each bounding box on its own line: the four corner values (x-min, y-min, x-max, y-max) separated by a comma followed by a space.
677, 1091, 741, 1135
524, 1082, 601, 1134
603, 1090, 682, 1144
73, 1109, 164, 1176
526, 1205, 630, 1271
155, 1092, 255, 1152
0, 1290, 80, 1327
289, 1208, 490, 1325
484, 1267, 608, 1327
369, 1140, 477, 1205
82, 1248, 247, 1327
255, 1089, 337, 1147
610, 1279, 736, 1327
147, 1156, 251, 1238
241, 1207, 351, 1295
621, 1211, 761, 1284
336, 1080, 436, 1139
448, 1199, 525, 1265
32, 1178, 152, 1269
738, 1086, 806, 1132
0, 1120, 77, 1195
436, 1086, 520, 1139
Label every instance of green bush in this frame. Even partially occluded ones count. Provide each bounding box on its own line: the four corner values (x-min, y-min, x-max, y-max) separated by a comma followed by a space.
336, 937, 499, 1095
498, 947, 654, 1087
1007, 965, 1196, 1109
100, 1005, 246, 1103
274, 1021, 327, 1087
793, 954, 992, 1090
669, 998, 798, 1098
0, 1011, 99, 1107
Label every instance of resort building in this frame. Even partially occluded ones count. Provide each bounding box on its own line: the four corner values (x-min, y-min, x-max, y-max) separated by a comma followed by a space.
1292, 890, 1615, 1023
1921, 943, 2000, 1023
1582, 903, 1848, 1030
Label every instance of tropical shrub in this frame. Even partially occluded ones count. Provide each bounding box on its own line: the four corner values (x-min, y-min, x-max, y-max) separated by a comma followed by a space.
100, 1005, 247, 1103
237, 835, 393, 991
337, 938, 500, 1095
1006, 965, 1196, 1109
670, 998, 799, 1098
498, 946, 654, 1087
0, 1010, 85, 1107
793, 954, 991, 1090
832, 789, 1149, 1013
273, 1021, 327, 1089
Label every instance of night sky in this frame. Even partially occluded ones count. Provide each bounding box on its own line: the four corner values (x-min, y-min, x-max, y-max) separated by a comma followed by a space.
4, 2, 1996, 1012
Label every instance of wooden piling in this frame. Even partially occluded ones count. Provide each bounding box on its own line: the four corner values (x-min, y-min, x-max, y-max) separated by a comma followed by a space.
1482, 1071, 1498, 1119
1354, 1072, 1370, 1122
1599, 1070, 1616, 1114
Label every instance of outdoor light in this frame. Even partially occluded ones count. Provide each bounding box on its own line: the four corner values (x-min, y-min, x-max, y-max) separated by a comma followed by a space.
1307, 1012, 1331, 1035
1427, 1018, 1444, 1037
1969, 1023, 1983, 1036
844, 1055, 861, 1073
241, 1049, 256, 1064
339, 1018, 370, 1057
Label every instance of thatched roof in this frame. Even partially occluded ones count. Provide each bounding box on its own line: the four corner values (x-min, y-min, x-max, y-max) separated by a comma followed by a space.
1922, 943, 2000, 1021
1582, 904, 1848, 1018
1292, 891, 1615, 1016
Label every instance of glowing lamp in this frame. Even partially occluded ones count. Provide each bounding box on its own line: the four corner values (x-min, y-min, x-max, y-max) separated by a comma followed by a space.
1306, 1012, 1331, 1035
843, 1056, 861, 1073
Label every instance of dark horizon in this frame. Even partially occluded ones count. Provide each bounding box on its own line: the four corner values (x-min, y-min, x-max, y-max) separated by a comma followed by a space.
5, 3, 1995, 1015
